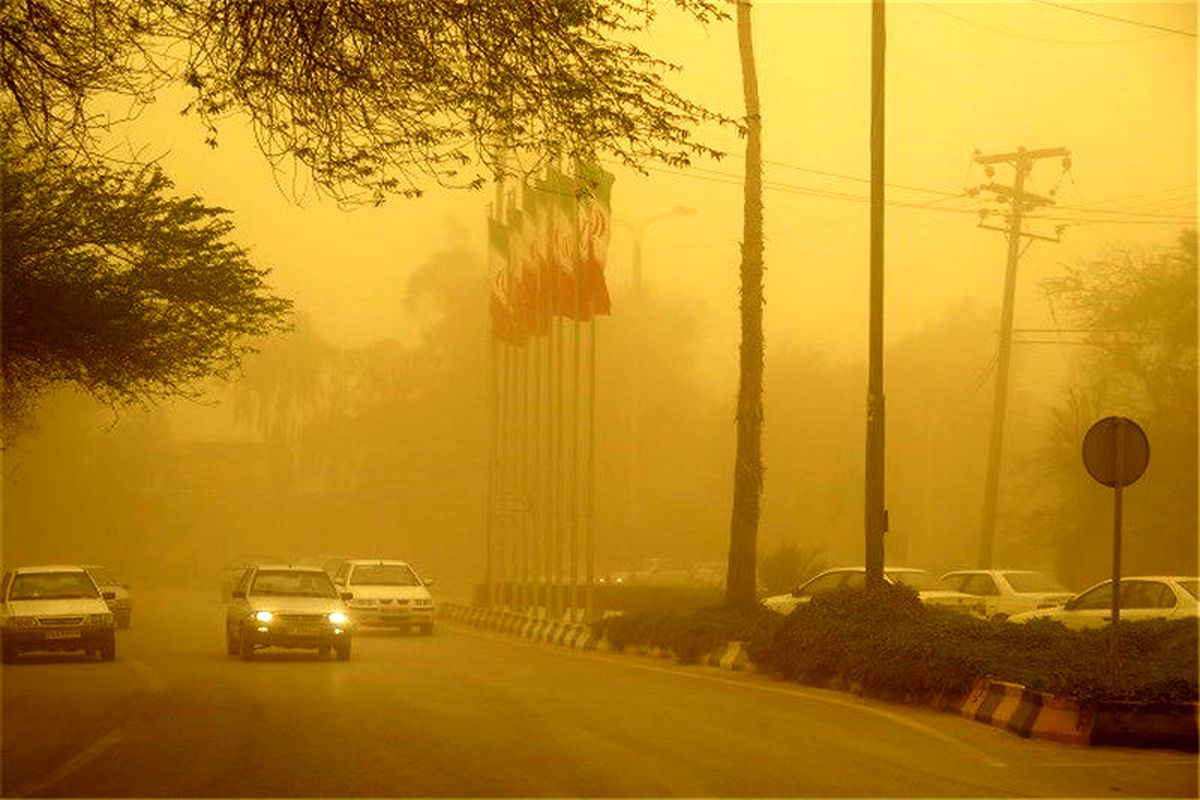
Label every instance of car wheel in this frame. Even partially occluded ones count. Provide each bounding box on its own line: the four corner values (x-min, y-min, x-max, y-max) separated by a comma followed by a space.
240, 630, 256, 661
99, 635, 116, 662
317, 644, 331, 658
226, 624, 240, 656
334, 639, 351, 661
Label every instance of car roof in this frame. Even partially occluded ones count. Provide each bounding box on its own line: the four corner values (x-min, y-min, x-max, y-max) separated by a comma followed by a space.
345, 559, 411, 567
11, 564, 90, 574
252, 564, 330, 573
940, 569, 1041, 577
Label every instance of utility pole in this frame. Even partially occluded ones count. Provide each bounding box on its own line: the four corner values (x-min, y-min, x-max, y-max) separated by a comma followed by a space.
974, 145, 1070, 568
864, 0, 886, 589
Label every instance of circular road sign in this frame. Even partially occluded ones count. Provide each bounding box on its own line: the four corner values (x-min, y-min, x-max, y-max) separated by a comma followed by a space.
1082, 416, 1149, 488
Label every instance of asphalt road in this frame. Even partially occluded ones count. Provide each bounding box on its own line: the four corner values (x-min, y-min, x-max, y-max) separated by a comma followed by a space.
2, 589, 1196, 797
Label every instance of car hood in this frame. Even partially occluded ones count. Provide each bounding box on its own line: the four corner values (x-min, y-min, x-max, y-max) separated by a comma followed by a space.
245, 595, 347, 614
6, 597, 111, 616
345, 585, 432, 601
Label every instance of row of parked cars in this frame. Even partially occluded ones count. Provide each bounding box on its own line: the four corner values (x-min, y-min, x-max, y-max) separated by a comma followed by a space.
761, 567, 1200, 629
225, 558, 437, 662
0, 564, 133, 663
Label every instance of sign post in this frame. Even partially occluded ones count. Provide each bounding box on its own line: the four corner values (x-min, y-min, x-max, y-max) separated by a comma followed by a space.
1081, 417, 1149, 659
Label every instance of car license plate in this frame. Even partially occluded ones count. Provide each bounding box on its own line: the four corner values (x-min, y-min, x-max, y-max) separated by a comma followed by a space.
45, 630, 82, 639
285, 625, 321, 636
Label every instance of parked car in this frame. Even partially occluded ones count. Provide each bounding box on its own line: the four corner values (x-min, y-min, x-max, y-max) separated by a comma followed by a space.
332, 559, 436, 634
1, 565, 117, 662
762, 567, 985, 616
1008, 575, 1200, 630
82, 565, 133, 628
938, 569, 1073, 621
225, 564, 352, 660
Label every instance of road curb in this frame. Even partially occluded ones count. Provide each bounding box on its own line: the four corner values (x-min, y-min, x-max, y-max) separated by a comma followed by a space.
961, 678, 1197, 751
440, 603, 1195, 751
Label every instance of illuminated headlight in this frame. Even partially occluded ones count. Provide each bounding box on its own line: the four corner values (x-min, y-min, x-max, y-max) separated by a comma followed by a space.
327, 611, 349, 625
6, 616, 38, 628
254, 610, 274, 623
89, 613, 115, 626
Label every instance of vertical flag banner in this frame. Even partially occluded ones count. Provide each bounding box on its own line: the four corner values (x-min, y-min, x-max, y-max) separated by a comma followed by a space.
486, 162, 616, 341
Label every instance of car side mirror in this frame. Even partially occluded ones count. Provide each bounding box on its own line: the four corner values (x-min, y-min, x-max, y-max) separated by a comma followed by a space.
340, 592, 353, 601
102, 590, 116, 600
231, 590, 246, 599
423, 578, 435, 587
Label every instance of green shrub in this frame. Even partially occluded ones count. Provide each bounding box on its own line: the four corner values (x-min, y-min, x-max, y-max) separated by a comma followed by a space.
590, 589, 1198, 706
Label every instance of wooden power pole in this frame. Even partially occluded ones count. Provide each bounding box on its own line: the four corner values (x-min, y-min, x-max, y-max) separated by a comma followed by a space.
974, 145, 1070, 568
865, 0, 887, 588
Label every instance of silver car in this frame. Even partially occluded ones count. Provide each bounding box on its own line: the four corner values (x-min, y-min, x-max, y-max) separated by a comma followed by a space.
83, 565, 133, 628
1009, 576, 1200, 629
762, 567, 985, 616
938, 569, 1073, 621
225, 565, 352, 660
1, 565, 117, 662
332, 559, 436, 634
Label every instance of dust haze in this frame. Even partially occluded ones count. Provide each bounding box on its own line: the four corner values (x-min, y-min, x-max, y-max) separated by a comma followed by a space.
2, 2, 1196, 599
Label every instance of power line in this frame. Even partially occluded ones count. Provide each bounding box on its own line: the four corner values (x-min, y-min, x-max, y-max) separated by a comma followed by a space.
1029, 0, 1198, 38
920, 1, 1168, 44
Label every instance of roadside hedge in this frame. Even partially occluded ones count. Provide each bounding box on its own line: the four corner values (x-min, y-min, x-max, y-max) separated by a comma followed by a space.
590, 585, 1199, 706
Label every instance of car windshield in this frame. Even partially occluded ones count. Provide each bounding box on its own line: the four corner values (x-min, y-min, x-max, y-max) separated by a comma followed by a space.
350, 564, 421, 586
251, 570, 337, 598
1006, 572, 1069, 593
886, 570, 938, 591
9, 572, 99, 600
1177, 579, 1198, 600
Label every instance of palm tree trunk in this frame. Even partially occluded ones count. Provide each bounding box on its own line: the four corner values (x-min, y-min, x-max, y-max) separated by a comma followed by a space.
725, 0, 764, 608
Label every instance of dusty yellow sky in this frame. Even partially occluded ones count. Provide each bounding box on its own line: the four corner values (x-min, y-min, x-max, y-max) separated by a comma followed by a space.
108, 1, 1196, 388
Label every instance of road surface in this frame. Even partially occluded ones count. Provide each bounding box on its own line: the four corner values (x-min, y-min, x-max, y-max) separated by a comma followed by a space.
2, 589, 1196, 797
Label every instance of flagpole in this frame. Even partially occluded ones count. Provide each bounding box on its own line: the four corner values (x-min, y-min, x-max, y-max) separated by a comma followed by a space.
585, 314, 597, 623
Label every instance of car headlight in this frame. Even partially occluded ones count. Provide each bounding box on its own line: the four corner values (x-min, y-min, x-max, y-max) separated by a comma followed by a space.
6, 616, 38, 628
327, 611, 348, 625
89, 613, 115, 626
254, 610, 274, 623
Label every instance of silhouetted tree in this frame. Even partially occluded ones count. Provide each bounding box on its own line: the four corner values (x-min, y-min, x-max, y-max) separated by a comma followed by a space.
726, 0, 764, 608
2, 1, 733, 202
1032, 230, 1197, 584
0, 135, 291, 443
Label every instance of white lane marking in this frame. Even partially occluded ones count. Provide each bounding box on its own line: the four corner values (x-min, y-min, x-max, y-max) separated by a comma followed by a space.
124, 659, 166, 694
446, 621, 1008, 768
7, 730, 124, 798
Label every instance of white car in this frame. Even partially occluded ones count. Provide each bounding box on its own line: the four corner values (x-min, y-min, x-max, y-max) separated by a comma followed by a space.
83, 565, 133, 628
1, 565, 117, 662
332, 559, 436, 634
762, 567, 984, 616
226, 565, 352, 660
1009, 575, 1200, 629
938, 569, 1074, 621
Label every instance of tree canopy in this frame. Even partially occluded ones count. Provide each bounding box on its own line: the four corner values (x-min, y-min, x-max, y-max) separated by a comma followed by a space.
1, 135, 292, 444
1031, 230, 1197, 584
2, 0, 733, 203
